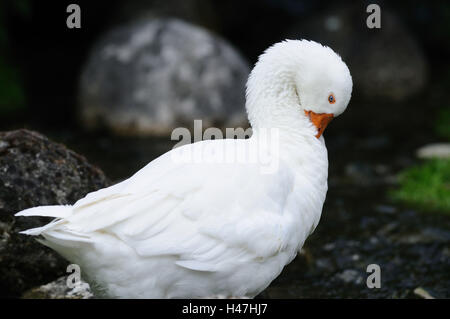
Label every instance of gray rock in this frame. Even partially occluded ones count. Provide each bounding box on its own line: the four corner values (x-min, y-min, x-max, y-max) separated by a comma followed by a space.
336, 269, 363, 284
287, 4, 428, 101
416, 143, 450, 159
0, 129, 109, 297
374, 205, 397, 214
79, 18, 250, 136
23, 276, 93, 299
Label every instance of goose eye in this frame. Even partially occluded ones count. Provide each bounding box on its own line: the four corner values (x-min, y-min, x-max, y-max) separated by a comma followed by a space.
328, 94, 336, 104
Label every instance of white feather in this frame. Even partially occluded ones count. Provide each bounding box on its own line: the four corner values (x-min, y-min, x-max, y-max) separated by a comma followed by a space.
15, 205, 72, 218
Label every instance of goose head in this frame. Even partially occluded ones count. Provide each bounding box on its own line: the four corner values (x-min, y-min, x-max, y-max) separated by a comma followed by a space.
245, 40, 352, 139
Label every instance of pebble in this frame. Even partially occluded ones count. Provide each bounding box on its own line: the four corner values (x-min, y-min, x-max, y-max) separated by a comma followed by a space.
416, 143, 450, 159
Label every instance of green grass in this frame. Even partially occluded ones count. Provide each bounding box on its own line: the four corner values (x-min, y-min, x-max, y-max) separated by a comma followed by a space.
391, 159, 450, 213
391, 105, 450, 213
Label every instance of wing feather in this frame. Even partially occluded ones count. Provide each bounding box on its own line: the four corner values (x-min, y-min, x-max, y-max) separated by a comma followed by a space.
43, 139, 295, 272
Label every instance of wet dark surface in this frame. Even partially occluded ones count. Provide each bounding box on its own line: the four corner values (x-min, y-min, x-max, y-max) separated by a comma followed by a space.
33, 123, 449, 299
264, 131, 450, 298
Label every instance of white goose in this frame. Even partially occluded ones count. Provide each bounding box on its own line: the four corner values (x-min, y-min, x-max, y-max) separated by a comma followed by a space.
16, 40, 352, 298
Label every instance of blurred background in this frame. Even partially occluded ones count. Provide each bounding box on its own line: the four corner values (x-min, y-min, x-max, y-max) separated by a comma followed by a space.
0, 0, 449, 298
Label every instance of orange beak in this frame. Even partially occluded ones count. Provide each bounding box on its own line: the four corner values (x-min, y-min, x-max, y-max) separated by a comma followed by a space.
304, 110, 334, 138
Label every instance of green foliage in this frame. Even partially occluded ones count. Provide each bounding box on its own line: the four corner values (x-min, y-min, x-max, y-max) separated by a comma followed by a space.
435, 108, 450, 140
391, 159, 450, 213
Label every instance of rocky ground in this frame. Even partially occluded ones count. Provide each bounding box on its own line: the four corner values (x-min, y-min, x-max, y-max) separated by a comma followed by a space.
262, 133, 450, 298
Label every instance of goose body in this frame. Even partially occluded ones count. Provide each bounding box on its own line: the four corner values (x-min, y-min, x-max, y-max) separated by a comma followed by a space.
16, 40, 352, 298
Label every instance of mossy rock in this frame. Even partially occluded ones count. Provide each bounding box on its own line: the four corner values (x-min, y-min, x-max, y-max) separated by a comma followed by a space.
0, 129, 109, 297
391, 159, 450, 213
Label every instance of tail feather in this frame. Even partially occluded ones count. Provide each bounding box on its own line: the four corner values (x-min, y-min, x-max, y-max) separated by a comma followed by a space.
16, 205, 92, 246
15, 205, 72, 218
19, 219, 64, 236
16, 205, 94, 275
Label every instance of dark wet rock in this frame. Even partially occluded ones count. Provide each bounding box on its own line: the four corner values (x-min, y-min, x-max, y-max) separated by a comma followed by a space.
22, 276, 93, 299
0, 129, 109, 298
287, 4, 428, 101
374, 204, 397, 214
79, 18, 250, 136
341, 160, 398, 187
388, 227, 450, 244
344, 162, 375, 184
